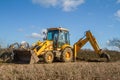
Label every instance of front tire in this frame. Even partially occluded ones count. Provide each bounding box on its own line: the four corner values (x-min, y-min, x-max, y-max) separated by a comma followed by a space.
61, 48, 73, 62
44, 51, 54, 63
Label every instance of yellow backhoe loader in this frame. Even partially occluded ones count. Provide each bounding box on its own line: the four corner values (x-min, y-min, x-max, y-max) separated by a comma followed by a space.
0, 27, 110, 64
30, 27, 110, 64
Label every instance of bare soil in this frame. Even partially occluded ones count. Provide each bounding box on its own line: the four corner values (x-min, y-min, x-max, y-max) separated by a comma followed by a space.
0, 49, 120, 80
0, 62, 120, 80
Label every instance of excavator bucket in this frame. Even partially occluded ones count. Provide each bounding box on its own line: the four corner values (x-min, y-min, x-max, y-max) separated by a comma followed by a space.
30, 50, 39, 64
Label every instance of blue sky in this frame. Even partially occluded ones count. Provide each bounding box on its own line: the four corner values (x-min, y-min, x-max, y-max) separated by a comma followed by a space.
0, 0, 120, 50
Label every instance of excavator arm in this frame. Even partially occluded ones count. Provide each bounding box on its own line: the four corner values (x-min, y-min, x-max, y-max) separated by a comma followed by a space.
86, 31, 101, 54
73, 30, 109, 61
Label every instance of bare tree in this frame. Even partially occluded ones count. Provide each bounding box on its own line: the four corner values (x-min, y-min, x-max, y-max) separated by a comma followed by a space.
107, 38, 120, 49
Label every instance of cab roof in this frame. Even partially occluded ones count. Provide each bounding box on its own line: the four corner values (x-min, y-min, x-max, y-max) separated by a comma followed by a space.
47, 27, 69, 32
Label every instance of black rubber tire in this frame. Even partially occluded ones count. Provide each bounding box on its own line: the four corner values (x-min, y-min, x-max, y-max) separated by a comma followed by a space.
61, 48, 73, 62
100, 53, 110, 62
44, 51, 54, 63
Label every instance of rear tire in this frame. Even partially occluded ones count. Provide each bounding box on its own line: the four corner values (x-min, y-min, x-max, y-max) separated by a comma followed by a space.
44, 51, 54, 63
61, 48, 73, 62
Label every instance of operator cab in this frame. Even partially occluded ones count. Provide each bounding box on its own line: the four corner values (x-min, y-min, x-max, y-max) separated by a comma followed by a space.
47, 27, 70, 48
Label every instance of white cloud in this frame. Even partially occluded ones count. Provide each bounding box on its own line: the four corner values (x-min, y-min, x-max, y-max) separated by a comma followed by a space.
32, 0, 58, 7
32, 33, 41, 38
27, 32, 43, 39
32, 0, 85, 12
26, 29, 47, 39
114, 10, 120, 18
117, 0, 120, 3
62, 0, 84, 12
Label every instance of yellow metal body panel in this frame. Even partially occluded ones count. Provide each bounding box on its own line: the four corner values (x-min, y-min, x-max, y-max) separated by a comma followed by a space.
61, 44, 72, 50
33, 40, 53, 56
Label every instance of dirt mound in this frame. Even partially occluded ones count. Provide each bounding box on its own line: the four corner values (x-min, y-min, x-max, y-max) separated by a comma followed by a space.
0, 62, 120, 80
77, 49, 120, 62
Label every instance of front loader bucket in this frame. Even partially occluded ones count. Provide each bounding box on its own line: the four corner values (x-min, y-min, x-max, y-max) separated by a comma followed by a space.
30, 50, 39, 64
0, 49, 32, 63
13, 49, 31, 63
